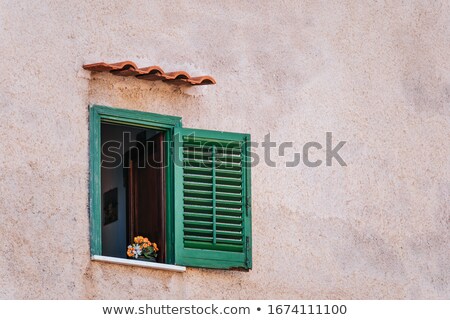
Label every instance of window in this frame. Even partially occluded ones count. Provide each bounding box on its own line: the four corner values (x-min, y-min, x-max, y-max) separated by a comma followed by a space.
89, 105, 252, 270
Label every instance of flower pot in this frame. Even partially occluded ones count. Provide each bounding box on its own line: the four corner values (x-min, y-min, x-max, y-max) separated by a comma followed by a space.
137, 256, 156, 262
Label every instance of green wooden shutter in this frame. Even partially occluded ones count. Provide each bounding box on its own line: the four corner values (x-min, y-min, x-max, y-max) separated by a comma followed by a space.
173, 127, 251, 269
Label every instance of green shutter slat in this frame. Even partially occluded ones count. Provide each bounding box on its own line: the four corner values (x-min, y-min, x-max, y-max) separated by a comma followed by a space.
216, 231, 242, 238
183, 212, 242, 225
183, 181, 213, 191
184, 159, 242, 170
185, 198, 242, 208
215, 177, 242, 186
183, 221, 242, 231
184, 167, 242, 178
184, 182, 243, 193
184, 150, 212, 159
184, 190, 242, 201
183, 212, 213, 221
184, 227, 241, 238
183, 154, 242, 164
216, 185, 242, 193
215, 215, 242, 224
184, 204, 213, 213
216, 169, 242, 179
215, 152, 242, 159
183, 190, 212, 198
184, 174, 213, 183
184, 241, 243, 252
216, 207, 242, 215
183, 235, 213, 242
216, 192, 242, 201
218, 222, 242, 230
183, 205, 243, 216
216, 156, 242, 164
183, 217, 242, 228
184, 167, 213, 175
184, 227, 213, 235
216, 199, 242, 208
184, 198, 213, 206
184, 220, 213, 227
184, 236, 243, 245
184, 147, 241, 157
182, 137, 242, 149
183, 159, 213, 168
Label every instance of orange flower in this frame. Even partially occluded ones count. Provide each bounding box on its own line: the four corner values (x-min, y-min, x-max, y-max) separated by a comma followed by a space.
134, 236, 144, 244
152, 242, 159, 252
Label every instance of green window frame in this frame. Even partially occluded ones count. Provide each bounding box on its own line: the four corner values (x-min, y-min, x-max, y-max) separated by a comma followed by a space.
89, 105, 252, 269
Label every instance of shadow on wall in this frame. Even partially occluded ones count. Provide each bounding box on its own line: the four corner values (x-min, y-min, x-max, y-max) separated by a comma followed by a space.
85, 70, 213, 110
396, 10, 450, 116
402, 62, 450, 116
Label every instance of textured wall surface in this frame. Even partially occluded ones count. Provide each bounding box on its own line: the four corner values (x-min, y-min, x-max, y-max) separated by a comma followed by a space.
0, 1, 449, 299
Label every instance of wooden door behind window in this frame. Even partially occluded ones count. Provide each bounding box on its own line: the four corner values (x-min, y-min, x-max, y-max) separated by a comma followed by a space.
126, 132, 165, 262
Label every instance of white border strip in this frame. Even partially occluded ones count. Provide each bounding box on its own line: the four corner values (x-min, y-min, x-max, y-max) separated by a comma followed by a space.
91, 255, 186, 272
1, 300, 449, 319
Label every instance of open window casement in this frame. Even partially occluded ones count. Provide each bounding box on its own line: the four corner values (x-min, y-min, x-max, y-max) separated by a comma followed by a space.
173, 128, 252, 269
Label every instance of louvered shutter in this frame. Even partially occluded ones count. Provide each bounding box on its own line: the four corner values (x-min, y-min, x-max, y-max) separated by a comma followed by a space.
173, 128, 251, 269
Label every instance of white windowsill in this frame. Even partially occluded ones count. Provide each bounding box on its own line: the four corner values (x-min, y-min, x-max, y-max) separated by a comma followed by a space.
91, 255, 186, 272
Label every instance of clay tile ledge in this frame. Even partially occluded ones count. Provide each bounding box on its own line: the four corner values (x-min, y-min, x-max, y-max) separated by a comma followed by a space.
83, 61, 216, 86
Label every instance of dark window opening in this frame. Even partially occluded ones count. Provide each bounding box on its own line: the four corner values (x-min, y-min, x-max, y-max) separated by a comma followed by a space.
101, 122, 166, 262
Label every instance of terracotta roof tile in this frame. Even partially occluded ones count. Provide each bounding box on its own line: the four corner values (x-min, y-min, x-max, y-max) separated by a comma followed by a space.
83, 61, 216, 86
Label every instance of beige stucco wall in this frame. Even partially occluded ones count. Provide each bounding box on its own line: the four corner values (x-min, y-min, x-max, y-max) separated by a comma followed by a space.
0, 1, 449, 299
